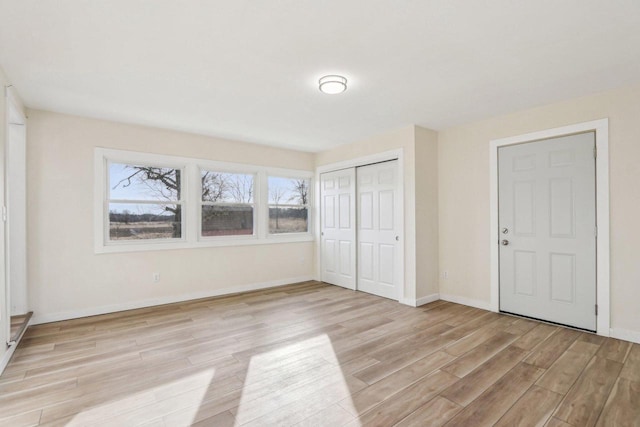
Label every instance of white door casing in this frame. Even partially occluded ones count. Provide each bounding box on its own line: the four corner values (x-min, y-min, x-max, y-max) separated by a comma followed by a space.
498, 132, 596, 331
7, 122, 27, 316
320, 168, 356, 290
4, 86, 28, 344
357, 160, 400, 300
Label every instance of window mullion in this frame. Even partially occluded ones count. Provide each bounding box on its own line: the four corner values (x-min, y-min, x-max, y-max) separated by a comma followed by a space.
257, 171, 267, 240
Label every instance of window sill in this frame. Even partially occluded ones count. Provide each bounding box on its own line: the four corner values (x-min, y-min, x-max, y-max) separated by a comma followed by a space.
95, 234, 314, 254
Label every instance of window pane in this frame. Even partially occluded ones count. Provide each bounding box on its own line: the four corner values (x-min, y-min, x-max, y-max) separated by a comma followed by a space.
110, 163, 181, 201
109, 203, 181, 240
201, 171, 254, 203
269, 207, 308, 234
201, 205, 253, 236
268, 177, 309, 205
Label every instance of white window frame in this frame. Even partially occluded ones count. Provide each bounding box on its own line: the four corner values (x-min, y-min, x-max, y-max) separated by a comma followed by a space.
105, 159, 186, 245
94, 148, 313, 253
266, 174, 312, 237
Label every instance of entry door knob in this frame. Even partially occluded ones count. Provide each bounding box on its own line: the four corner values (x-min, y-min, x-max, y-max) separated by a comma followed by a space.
501, 239, 509, 246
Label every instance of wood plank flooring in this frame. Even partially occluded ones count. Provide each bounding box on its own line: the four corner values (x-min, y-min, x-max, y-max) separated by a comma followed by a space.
0, 281, 638, 426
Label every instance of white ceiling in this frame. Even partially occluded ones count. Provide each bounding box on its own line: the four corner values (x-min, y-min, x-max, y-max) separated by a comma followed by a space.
1, 1, 639, 152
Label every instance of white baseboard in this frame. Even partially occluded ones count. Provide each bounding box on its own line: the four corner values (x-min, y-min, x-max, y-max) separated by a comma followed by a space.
416, 293, 440, 307
1, 314, 33, 375
439, 293, 492, 311
399, 294, 440, 307
610, 327, 640, 344
31, 276, 314, 325
399, 298, 416, 307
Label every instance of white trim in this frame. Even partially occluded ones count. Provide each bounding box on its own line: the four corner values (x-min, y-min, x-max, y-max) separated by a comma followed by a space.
94, 147, 314, 253
416, 293, 440, 306
315, 149, 406, 303
4, 86, 28, 343
439, 293, 492, 311
489, 118, 610, 336
30, 275, 314, 325
96, 235, 314, 254
399, 298, 416, 307
6, 86, 26, 125
610, 328, 640, 345
0, 312, 31, 375
0, 344, 16, 375
315, 149, 405, 175
6, 114, 27, 316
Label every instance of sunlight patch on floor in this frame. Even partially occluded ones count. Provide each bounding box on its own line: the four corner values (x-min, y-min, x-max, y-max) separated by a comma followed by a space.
66, 368, 215, 426
234, 334, 361, 426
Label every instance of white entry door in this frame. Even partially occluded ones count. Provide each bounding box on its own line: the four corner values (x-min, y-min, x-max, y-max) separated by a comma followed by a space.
320, 168, 356, 290
357, 161, 400, 300
499, 132, 597, 331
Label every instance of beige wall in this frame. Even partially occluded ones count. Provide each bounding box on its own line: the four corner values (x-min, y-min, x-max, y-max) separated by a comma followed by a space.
27, 110, 316, 323
438, 83, 640, 334
315, 125, 440, 303
415, 126, 439, 300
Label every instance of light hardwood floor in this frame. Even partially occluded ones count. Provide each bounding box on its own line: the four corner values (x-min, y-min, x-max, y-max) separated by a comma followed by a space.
0, 281, 638, 426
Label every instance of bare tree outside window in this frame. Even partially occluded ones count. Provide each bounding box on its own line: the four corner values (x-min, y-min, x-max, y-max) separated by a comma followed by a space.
201, 171, 255, 236
268, 176, 310, 234
289, 179, 309, 205
109, 164, 183, 240
201, 171, 227, 202
269, 185, 287, 229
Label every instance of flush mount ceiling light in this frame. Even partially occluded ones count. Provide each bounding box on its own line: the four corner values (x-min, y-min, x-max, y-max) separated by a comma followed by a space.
319, 75, 347, 94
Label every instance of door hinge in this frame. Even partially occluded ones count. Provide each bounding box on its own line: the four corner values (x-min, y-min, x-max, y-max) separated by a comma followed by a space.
593, 146, 597, 159
595, 304, 598, 316
595, 226, 598, 237
1, 206, 6, 222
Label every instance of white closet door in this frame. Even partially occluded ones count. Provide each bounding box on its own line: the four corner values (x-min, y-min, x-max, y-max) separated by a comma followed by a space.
499, 132, 597, 331
357, 161, 400, 300
320, 168, 356, 290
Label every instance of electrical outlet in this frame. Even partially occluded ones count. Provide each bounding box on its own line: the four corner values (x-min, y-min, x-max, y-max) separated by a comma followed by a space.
153, 273, 160, 283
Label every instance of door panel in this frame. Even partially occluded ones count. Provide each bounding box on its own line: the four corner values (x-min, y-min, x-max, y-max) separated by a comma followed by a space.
499, 132, 596, 331
514, 250, 536, 296
339, 241, 352, 275
321, 169, 356, 289
339, 194, 351, 228
360, 242, 374, 280
323, 239, 336, 273
550, 253, 575, 303
357, 161, 399, 300
379, 190, 394, 230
